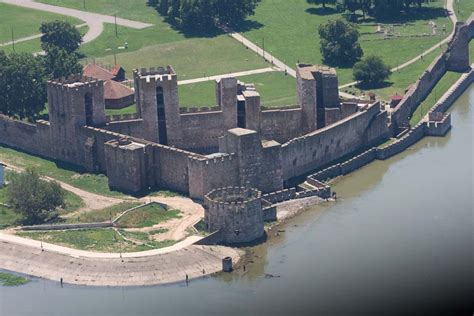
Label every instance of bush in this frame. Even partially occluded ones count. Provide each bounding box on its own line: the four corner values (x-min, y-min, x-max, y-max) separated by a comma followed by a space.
7, 169, 65, 225
353, 55, 391, 87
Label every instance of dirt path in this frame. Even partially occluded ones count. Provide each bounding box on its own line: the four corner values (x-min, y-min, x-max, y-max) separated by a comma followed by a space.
1, 0, 152, 44
133, 195, 205, 241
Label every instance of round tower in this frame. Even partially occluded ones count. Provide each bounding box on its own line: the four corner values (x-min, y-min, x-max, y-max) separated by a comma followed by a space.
204, 187, 264, 244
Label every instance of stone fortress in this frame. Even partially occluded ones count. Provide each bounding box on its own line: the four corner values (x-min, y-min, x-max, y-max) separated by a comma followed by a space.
1, 17, 472, 245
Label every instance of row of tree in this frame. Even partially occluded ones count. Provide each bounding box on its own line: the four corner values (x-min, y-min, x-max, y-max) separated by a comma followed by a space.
0, 21, 83, 120
309, 0, 435, 18
147, 0, 261, 31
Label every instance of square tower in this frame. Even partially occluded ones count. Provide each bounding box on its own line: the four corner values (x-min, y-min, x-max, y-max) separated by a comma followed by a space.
47, 75, 106, 164
133, 66, 182, 145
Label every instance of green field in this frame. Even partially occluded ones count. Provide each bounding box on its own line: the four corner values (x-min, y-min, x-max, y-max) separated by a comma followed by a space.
242, 0, 453, 85
17, 227, 177, 252
0, 3, 82, 43
179, 71, 297, 107
410, 71, 463, 125
106, 104, 137, 115
454, 0, 474, 22
86, 31, 268, 80
68, 202, 140, 223
0, 145, 125, 198
116, 203, 181, 228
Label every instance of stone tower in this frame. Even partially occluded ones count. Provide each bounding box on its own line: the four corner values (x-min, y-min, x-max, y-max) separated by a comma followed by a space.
47, 75, 106, 164
216, 77, 238, 131
133, 66, 182, 145
297, 64, 340, 130
204, 187, 264, 244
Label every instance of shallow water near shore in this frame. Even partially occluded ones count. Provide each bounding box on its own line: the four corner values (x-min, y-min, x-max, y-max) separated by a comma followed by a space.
0, 87, 472, 315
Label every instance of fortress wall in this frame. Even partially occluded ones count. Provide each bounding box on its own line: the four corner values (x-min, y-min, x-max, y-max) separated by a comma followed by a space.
281, 103, 382, 181
177, 111, 225, 151
152, 145, 194, 194
376, 123, 426, 160
104, 119, 147, 139
187, 154, 239, 199
392, 55, 447, 128
262, 188, 297, 204
310, 164, 342, 182
258, 143, 284, 193
340, 148, 377, 175
0, 115, 52, 158
431, 66, 474, 114
260, 109, 303, 143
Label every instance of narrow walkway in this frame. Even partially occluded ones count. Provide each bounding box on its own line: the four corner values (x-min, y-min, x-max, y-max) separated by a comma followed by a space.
178, 67, 278, 85
0, 232, 241, 286
1, 0, 153, 44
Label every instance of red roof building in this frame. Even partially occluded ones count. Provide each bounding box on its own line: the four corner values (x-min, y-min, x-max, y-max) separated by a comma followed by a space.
83, 64, 134, 109
389, 94, 403, 108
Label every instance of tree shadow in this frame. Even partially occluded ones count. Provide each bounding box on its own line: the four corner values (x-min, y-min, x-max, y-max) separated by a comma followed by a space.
305, 7, 338, 16
355, 81, 393, 90
370, 7, 447, 25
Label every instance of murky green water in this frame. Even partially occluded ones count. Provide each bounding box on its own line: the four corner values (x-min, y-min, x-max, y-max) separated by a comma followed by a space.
1, 87, 472, 316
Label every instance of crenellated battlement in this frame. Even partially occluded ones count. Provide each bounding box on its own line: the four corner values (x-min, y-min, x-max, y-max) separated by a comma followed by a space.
47, 75, 104, 90
133, 66, 177, 84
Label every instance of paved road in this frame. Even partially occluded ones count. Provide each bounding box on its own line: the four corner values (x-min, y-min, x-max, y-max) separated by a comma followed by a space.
178, 67, 278, 85
1, 0, 152, 44
0, 232, 241, 286
228, 0, 457, 96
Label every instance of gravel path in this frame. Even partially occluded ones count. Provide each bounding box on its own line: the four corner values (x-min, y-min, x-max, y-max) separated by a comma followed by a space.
1, 0, 153, 44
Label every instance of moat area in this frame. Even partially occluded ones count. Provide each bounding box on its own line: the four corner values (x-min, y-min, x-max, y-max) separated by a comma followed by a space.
1, 87, 472, 315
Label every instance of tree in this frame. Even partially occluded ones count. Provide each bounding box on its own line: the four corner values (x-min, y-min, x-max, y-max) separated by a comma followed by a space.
7, 169, 65, 225
307, 0, 337, 9
0, 50, 47, 120
44, 46, 83, 79
215, 0, 261, 27
353, 55, 391, 87
318, 19, 363, 66
40, 21, 82, 54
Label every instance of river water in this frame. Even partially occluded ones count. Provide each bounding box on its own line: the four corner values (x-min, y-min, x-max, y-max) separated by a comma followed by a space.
1, 87, 472, 316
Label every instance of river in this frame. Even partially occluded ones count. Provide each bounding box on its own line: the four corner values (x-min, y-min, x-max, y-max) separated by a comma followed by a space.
1, 87, 472, 316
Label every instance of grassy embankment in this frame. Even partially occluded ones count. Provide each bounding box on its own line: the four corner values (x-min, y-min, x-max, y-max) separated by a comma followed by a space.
18, 203, 182, 252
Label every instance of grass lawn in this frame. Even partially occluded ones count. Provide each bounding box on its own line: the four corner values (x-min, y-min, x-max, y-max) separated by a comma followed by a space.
68, 202, 140, 223
243, 0, 453, 85
85, 30, 269, 80
1, 25, 89, 55
454, 0, 474, 22
0, 272, 29, 286
105, 104, 137, 116
0, 145, 125, 198
116, 203, 181, 228
410, 71, 463, 125
17, 228, 177, 252
179, 71, 297, 107
0, 3, 82, 43
344, 49, 446, 101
